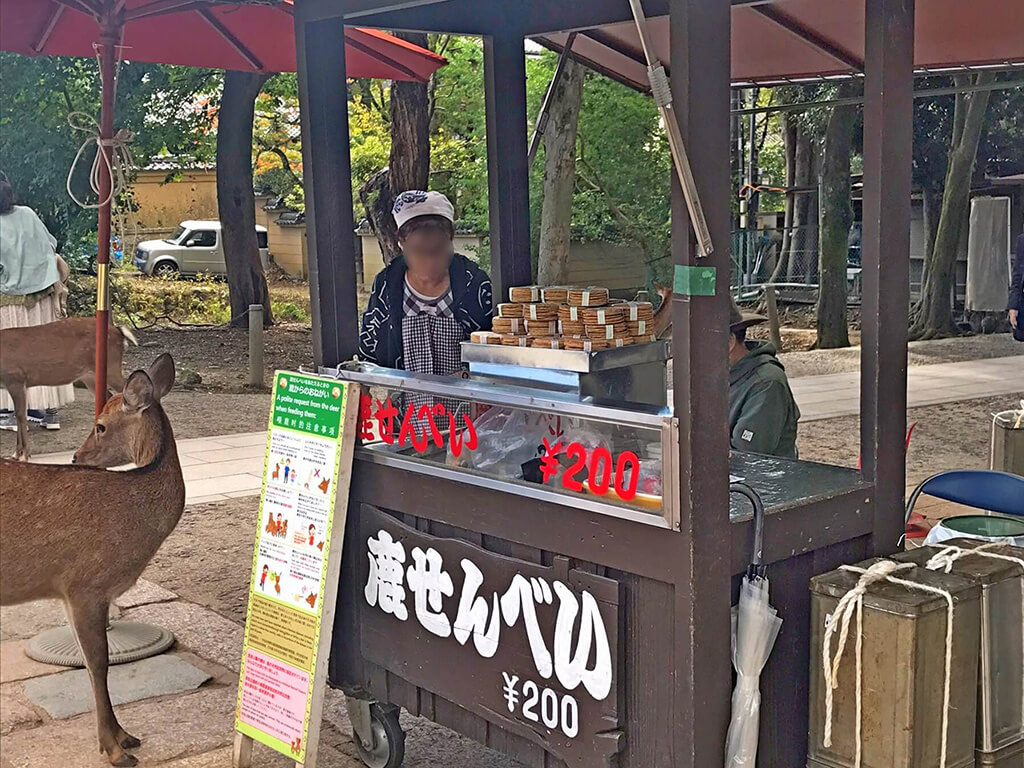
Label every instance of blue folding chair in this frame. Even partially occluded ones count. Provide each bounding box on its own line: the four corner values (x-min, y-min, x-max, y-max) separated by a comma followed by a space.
905, 470, 1024, 525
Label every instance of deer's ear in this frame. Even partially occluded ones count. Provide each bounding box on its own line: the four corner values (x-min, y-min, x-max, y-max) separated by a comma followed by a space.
146, 353, 175, 401
122, 370, 156, 413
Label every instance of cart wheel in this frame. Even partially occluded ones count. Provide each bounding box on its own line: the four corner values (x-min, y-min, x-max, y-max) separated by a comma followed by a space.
354, 703, 405, 768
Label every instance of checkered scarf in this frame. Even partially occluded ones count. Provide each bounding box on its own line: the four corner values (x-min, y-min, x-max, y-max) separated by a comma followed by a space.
401, 280, 464, 377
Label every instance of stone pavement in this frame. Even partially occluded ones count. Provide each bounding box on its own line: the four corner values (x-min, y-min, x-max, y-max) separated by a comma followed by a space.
792, 354, 1023, 421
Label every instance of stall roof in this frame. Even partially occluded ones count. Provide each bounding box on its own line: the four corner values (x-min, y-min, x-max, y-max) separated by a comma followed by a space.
533, 0, 1024, 88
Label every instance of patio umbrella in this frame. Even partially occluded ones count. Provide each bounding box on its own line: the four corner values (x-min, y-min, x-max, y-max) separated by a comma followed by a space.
725, 482, 783, 768
0, 0, 446, 414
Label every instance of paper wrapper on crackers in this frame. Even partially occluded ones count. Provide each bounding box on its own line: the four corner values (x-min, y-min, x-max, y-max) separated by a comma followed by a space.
580, 305, 626, 325
529, 337, 562, 349
567, 287, 610, 307
622, 301, 654, 322
540, 286, 570, 303
470, 330, 502, 345
558, 305, 585, 323
492, 316, 525, 335
509, 285, 542, 303
496, 302, 524, 318
500, 334, 531, 346
525, 320, 559, 337
564, 337, 611, 351
522, 302, 559, 322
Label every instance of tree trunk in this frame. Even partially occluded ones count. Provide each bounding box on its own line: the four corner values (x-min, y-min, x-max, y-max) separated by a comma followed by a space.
787, 123, 819, 282
217, 70, 273, 327
771, 111, 798, 283
816, 86, 858, 348
910, 72, 994, 339
537, 58, 583, 285
362, 32, 432, 265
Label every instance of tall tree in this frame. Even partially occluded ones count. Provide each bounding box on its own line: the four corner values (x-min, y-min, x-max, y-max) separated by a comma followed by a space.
216, 69, 272, 327
816, 83, 859, 348
910, 72, 994, 339
537, 58, 584, 285
786, 123, 819, 282
360, 32, 432, 265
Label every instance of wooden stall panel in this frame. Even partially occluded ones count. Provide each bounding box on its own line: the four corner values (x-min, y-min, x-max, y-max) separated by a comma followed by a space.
357, 504, 625, 768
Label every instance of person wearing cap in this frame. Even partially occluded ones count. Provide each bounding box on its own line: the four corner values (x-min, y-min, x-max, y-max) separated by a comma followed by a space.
728, 299, 800, 458
359, 191, 492, 376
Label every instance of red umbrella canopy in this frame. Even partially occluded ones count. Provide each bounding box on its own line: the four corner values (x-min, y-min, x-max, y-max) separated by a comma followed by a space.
0, 0, 446, 82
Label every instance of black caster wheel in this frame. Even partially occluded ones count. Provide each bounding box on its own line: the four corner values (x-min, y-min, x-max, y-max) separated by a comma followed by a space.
354, 703, 405, 768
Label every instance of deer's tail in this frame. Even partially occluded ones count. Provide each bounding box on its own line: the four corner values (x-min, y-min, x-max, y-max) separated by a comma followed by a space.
117, 326, 139, 348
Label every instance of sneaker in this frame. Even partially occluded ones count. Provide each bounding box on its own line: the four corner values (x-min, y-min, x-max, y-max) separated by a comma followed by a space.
41, 409, 60, 431
26, 409, 44, 424
0, 410, 16, 432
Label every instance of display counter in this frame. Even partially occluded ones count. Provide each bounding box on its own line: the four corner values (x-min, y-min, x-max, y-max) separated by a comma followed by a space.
320, 363, 873, 768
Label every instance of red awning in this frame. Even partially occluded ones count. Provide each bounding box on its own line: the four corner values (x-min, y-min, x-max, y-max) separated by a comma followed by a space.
537, 0, 1024, 89
0, 0, 447, 81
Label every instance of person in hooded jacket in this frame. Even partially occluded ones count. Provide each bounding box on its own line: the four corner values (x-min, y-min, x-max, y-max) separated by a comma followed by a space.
727, 298, 800, 458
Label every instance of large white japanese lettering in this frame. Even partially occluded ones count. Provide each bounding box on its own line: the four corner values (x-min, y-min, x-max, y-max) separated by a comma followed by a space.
406, 546, 454, 637
364, 530, 408, 621
452, 559, 501, 657
552, 583, 612, 700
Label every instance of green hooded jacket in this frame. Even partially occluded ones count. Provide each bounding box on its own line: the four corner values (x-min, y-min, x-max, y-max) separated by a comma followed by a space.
728, 341, 800, 458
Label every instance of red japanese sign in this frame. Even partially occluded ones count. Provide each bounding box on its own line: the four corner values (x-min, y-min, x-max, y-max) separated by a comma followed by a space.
539, 439, 640, 502
359, 395, 478, 457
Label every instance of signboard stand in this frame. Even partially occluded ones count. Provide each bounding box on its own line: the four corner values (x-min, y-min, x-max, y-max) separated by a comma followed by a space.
233, 372, 361, 768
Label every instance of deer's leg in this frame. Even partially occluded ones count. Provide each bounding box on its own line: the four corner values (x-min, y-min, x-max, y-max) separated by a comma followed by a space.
8, 380, 29, 461
66, 596, 140, 766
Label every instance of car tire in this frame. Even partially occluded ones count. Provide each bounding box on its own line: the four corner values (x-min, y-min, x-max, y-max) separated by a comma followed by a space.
153, 261, 179, 279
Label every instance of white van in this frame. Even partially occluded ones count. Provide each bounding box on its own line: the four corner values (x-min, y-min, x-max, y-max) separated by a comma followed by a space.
133, 220, 269, 278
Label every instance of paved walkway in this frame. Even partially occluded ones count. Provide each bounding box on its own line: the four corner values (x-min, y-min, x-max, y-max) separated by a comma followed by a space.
792, 354, 1022, 421
33, 355, 1021, 505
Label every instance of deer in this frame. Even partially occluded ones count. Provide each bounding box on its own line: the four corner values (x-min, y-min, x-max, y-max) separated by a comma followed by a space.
0, 354, 184, 767
0, 317, 138, 460
651, 282, 674, 339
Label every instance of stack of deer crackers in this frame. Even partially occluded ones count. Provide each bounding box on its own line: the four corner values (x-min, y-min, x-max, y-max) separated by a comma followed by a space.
469, 284, 657, 351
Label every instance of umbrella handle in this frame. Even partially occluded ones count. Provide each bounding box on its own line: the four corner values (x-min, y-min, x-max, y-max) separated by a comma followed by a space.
730, 482, 766, 577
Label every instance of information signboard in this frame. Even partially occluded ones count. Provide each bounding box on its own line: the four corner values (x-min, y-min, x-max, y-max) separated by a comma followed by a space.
234, 371, 359, 767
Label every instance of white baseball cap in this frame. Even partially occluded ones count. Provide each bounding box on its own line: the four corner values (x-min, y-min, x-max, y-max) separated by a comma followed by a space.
392, 190, 455, 229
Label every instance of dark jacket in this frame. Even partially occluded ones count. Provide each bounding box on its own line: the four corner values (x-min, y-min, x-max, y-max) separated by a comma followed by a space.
359, 252, 492, 369
1009, 233, 1024, 313
728, 341, 801, 459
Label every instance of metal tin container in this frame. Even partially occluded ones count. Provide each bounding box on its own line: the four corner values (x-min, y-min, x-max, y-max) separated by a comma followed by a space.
808, 558, 982, 768
895, 539, 1024, 767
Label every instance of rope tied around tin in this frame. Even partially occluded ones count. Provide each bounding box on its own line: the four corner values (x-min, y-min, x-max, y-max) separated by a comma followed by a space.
924, 542, 1024, 731
822, 560, 956, 768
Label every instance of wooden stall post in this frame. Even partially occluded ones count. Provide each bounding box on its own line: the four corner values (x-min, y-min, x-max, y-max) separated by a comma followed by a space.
668, 0, 734, 764
295, 11, 360, 368
483, 30, 532, 304
860, 0, 914, 555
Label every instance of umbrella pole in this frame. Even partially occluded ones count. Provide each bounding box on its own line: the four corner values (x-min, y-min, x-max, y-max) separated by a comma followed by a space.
94, 27, 117, 416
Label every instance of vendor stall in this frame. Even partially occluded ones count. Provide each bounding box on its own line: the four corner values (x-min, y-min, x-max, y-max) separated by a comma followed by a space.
290, 0, 930, 765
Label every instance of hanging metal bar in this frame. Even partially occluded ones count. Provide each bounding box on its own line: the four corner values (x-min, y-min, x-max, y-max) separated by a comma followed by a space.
527, 31, 577, 169
627, 0, 715, 257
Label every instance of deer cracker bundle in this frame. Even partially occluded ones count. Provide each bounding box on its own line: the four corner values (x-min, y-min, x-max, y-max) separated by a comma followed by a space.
500, 334, 531, 346
492, 316, 525, 335
580, 305, 626, 325
584, 323, 630, 340
540, 286, 570, 303
627, 319, 652, 337
563, 337, 611, 351
567, 287, 610, 307
496, 303, 524, 318
525, 320, 559, 337
622, 301, 654, 322
470, 331, 502, 345
509, 285, 542, 303
522, 302, 560, 322
530, 337, 562, 349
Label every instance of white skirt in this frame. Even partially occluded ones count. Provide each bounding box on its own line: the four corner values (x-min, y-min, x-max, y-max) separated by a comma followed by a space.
0, 294, 75, 411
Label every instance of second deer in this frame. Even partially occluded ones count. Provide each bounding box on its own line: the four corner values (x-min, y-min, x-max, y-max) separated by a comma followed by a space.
0, 354, 184, 767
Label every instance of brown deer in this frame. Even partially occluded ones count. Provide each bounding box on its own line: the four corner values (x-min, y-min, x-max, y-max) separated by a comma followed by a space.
0, 317, 138, 460
651, 282, 674, 338
0, 354, 184, 767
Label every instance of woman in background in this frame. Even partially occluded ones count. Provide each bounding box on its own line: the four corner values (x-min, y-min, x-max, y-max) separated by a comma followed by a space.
0, 175, 74, 431
1009, 232, 1024, 342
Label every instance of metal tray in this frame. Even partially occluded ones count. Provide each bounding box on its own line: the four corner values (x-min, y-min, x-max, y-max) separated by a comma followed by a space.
460, 339, 671, 372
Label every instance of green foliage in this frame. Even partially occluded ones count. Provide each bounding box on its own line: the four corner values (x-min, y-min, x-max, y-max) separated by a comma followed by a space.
0, 53, 218, 250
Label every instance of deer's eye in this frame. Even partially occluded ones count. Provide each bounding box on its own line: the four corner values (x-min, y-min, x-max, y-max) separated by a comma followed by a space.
96, 424, 106, 435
